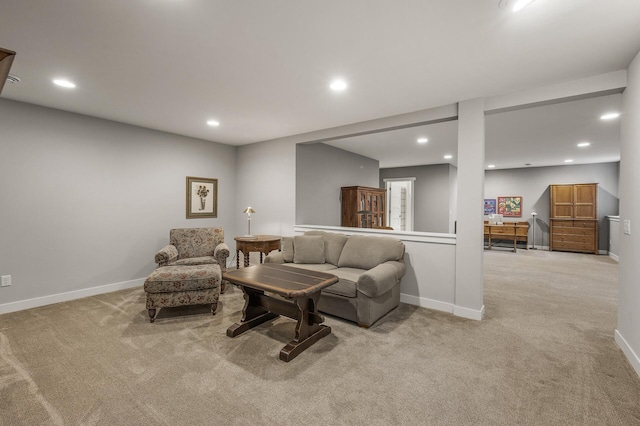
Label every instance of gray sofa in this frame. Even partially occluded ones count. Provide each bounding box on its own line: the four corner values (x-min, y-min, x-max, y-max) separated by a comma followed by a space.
264, 231, 406, 327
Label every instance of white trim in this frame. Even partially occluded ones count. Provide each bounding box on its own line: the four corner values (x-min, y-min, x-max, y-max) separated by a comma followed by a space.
400, 293, 454, 314
615, 329, 640, 378
293, 224, 456, 245
383, 177, 417, 182
598, 249, 609, 255
400, 293, 484, 321
453, 304, 485, 321
609, 252, 620, 262
0, 278, 145, 315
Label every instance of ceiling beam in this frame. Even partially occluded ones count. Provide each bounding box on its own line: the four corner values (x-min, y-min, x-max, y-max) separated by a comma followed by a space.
484, 70, 627, 115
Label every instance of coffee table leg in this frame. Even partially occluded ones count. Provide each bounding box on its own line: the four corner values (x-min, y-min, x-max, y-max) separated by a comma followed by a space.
280, 293, 331, 362
244, 252, 250, 267
227, 287, 278, 337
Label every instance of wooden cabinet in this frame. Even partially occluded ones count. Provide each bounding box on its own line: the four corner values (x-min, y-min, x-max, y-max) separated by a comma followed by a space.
341, 186, 386, 228
549, 184, 598, 254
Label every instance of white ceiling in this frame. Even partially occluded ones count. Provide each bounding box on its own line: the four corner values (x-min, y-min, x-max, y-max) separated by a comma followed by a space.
1, 0, 639, 154
325, 93, 622, 169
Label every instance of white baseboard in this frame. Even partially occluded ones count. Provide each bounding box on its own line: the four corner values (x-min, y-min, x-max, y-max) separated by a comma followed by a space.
0, 278, 145, 315
615, 329, 640, 378
453, 304, 485, 320
400, 293, 454, 314
400, 293, 484, 320
609, 252, 620, 262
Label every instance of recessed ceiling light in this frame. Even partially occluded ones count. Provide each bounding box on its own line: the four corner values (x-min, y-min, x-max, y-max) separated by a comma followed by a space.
577, 142, 590, 147
564, 159, 574, 163
487, 164, 496, 168
512, 0, 535, 12
206, 120, 220, 127
600, 112, 620, 120
53, 79, 76, 88
330, 79, 347, 91
417, 137, 428, 144
444, 154, 453, 160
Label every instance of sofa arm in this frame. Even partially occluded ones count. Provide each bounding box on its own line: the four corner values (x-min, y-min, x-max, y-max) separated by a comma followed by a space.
357, 261, 407, 298
214, 242, 230, 270
155, 244, 178, 266
264, 252, 285, 264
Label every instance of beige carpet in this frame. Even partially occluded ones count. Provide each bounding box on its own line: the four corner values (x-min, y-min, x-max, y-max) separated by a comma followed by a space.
1, 250, 639, 425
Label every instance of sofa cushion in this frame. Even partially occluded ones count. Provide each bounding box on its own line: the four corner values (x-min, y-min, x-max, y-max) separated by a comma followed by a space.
144, 264, 221, 293
304, 231, 348, 266
321, 267, 365, 298
338, 235, 405, 270
282, 263, 337, 272
170, 228, 223, 259
282, 237, 294, 263
293, 235, 325, 264
170, 256, 217, 266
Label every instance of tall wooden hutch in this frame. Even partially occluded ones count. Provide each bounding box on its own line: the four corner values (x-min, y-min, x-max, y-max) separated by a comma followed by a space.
341, 186, 386, 229
549, 183, 598, 254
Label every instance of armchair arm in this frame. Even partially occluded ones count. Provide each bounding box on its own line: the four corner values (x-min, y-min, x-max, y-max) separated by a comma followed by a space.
264, 252, 285, 264
357, 260, 407, 298
214, 242, 230, 270
155, 244, 178, 266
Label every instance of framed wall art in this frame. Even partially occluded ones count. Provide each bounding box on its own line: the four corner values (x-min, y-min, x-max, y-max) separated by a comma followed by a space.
186, 176, 218, 218
484, 199, 496, 215
497, 196, 522, 217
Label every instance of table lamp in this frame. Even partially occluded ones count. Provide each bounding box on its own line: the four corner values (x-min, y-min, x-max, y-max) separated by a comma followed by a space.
243, 207, 255, 236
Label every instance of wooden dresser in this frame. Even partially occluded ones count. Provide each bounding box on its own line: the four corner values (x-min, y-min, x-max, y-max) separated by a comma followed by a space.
549, 183, 598, 254
341, 186, 386, 228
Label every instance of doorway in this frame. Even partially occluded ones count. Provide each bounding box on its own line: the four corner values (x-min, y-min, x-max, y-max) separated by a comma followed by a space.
384, 178, 415, 231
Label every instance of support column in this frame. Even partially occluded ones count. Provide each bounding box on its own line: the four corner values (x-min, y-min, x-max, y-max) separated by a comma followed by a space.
455, 98, 485, 320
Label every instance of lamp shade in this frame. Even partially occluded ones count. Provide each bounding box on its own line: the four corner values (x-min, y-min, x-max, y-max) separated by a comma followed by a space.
243, 207, 255, 214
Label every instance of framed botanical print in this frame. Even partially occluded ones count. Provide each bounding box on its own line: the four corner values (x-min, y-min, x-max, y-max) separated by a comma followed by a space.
497, 196, 522, 217
186, 176, 217, 218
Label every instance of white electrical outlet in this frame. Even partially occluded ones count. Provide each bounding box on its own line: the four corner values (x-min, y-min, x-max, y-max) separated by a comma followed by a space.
624, 220, 631, 235
1, 275, 11, 287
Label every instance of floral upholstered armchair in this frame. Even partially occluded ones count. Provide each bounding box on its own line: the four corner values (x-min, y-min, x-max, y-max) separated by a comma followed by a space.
154, 228, 230, 290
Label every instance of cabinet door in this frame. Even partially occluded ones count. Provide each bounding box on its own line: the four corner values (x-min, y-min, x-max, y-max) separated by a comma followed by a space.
550, 185, 574, 218
574, 184, 597, 219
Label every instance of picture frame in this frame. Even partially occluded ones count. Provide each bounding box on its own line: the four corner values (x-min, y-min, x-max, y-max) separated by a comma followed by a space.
186, 176, 217, 219
497, 196, 522, 217
484, 199, 496, 215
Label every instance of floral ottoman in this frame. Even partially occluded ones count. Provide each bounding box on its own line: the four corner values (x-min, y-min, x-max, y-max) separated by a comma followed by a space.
143, 264, 221, 323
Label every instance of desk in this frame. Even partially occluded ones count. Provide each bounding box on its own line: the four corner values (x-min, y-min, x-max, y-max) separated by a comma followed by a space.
484, 223, 529, 252
234, 235, 281, 268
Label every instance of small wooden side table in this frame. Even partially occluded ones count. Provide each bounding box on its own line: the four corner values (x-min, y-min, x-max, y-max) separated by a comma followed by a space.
234, 235, 281, 269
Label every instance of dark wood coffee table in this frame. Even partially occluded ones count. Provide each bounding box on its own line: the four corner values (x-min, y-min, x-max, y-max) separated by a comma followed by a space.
224, 264, 338, 362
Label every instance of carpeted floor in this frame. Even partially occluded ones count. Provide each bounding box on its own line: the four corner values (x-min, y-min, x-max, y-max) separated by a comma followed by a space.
1, 250, 639, 425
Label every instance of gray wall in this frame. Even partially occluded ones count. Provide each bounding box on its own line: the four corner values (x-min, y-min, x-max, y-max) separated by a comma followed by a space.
296, 143, 379, 226
617, 48, 640, 375
0, 99, 237, 305
379, 164, 454, 233
484, 162, 619, 252
236, 138, 297, 237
